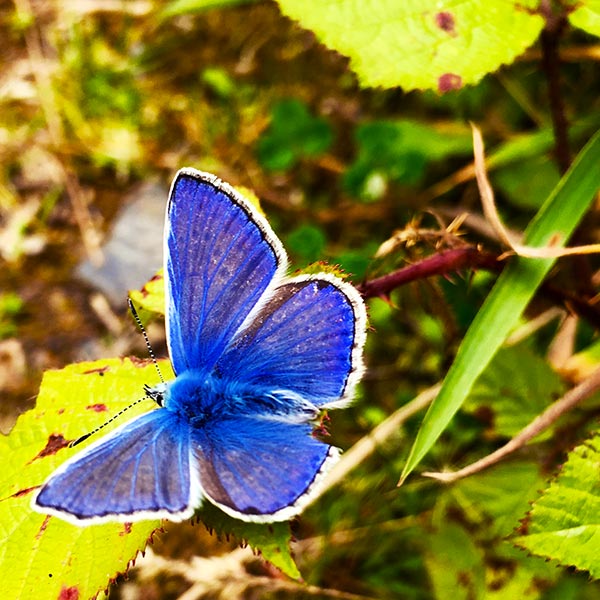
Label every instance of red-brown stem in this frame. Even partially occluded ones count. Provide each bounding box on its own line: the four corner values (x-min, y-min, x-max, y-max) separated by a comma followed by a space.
356, 247, 500, 299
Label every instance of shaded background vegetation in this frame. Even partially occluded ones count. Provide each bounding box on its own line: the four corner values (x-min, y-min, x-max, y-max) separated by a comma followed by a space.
1, 1, 600, 598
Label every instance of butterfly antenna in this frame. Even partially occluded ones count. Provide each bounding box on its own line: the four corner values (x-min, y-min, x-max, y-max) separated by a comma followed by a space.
69, 396, 148, 447
127, 297, 165, 384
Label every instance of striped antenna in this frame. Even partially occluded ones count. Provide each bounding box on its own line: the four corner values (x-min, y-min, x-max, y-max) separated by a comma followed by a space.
69, 299, 166, 448
69, 396, 148, 448
127, 297, 165, 384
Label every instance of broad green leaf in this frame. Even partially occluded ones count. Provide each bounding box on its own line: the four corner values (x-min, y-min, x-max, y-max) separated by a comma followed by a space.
464, 347, 565, 439
568, 0, 600, 36
427, 464, 559, 598
401, 128, 600, 482
1, 358, 301, 595
423, 523, 486, 600
0, 359, 162, 599
449, 461, 545, 538
276, 0, 543, 90
195, 503, 300, 579
513, 432, 600, 579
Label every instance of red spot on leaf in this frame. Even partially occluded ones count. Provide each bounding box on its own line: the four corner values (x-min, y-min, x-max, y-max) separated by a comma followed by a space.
86, 403, 108, 412
58, 585, 80, 600
11, 485, 38, 498
82, 365, 110, 375
36, 515, 51, 540
31, 433, 69, 462
130, 355, 152, 367
120, 522, 133, 536
435, 11, 456, 35
438, 73, 462, 93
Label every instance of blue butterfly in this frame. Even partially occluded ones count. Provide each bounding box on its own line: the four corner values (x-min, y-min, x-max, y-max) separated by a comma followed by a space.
33, 169, 366, 524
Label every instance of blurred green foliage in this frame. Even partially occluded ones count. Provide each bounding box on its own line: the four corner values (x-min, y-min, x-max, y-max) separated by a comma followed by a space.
0, 292, 23, 339
344, 120, 473, 200
256, 98, 334, 171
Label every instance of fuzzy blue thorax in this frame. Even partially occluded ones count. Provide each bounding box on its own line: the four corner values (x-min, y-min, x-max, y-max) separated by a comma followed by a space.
156, 370, 320, 427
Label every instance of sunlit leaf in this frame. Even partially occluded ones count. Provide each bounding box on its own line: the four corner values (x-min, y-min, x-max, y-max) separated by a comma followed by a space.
514, 432, 600, 579
568, 0, 600, 36
276, 0, 543, 90
128, 270, 165, 321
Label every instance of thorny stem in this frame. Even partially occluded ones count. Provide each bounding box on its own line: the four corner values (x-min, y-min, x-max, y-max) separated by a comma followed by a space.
356, 246, 600, 329
356, 247, 500, 300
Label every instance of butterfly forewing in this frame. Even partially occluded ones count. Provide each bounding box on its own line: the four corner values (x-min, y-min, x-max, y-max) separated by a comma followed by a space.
165, 170, 287, 375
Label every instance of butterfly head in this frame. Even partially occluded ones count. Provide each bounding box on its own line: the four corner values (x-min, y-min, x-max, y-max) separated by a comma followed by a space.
144, 382, 167, 407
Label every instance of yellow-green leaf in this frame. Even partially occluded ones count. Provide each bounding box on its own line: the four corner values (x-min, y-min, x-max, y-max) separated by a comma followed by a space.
276, 0, 543, 90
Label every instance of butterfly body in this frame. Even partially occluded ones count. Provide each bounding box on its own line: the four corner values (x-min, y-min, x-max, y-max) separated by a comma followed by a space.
159, 369, 318, 426
33, 169, 366, 525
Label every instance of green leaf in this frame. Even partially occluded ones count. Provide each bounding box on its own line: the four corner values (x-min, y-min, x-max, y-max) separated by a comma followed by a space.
422, 523, 486, 600
449, 461, 545, 537
256, 99, 333, 171
464, 346, 565, 439
513, 432, 600, 579
276, 0, 544, 90
568, 0, 600, 36
195, 503, 300, 579
401, 128, 600, 482
344, 120, 473, 199
128, 270, 165, 322
0, 359, 163, 599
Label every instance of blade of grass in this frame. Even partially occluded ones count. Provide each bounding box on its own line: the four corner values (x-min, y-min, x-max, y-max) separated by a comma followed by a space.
400, 128, 600, 484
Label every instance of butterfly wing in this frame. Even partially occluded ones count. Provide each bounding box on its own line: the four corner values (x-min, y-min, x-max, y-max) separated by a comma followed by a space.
215, 274, 366, 409
32, 410, 199, 524
192, 415, 337, 521
165, 169, 287, 375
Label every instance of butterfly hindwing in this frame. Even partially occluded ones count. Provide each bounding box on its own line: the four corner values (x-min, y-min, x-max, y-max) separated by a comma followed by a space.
33, 410, 197, 524
192, 415, 337, 521
165, 170, 287, 374
215, 275, 366, 408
